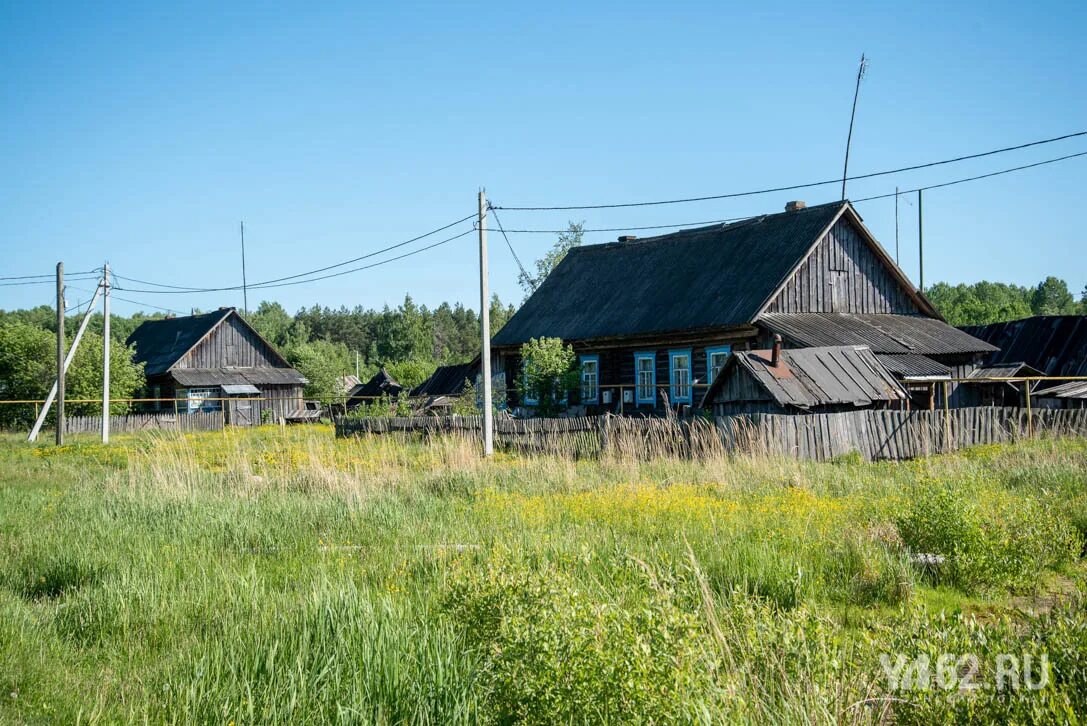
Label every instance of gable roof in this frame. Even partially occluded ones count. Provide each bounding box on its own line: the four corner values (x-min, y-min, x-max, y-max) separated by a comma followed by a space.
492, 201, 937, 347
126, 308, 295, 376
411, 361, 479, 397
126, 309, 233, 375
348, 368, 404, 404
961, 316, 1087, 376
759, 313, 997, 356
704, 345, 907, 411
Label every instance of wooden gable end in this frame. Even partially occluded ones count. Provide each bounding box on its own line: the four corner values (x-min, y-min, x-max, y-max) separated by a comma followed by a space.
764, 212, 927, 316
173, 313, 290, 370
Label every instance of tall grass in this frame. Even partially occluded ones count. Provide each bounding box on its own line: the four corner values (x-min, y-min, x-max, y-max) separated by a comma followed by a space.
1, 427, 1085, 723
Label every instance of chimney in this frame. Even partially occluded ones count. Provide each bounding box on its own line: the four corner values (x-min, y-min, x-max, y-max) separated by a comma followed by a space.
785, 200, 806, 212
617, 235, 638, 243
771, 334, 782, 366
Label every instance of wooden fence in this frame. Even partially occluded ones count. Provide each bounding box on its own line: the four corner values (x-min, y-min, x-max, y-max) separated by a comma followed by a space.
65, 411, 224, 435
336, 407, 1087, 461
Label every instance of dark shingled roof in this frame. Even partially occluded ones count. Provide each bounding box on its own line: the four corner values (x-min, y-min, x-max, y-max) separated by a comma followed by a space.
127, 309, 233, 375
705, 345, 907, 411
411, 362, 479, 397
346, 368, 404, 408
961, 316, 1087, 376
760, 313, 997, 356
492, 202, 847, 346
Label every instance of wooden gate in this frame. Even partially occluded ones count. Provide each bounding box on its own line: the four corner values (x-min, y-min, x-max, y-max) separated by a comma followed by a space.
226, 397, 259, 426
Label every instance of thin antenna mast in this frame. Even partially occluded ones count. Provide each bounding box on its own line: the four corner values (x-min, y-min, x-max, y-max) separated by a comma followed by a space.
240, 221, 249, 316
894, 186, 900, 264
840, 53, 869, 200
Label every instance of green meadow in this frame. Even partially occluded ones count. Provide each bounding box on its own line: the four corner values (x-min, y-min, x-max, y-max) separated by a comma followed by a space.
1, 426, 1086, 724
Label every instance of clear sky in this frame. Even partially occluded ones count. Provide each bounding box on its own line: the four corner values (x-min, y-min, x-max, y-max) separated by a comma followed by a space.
2, 0, 1084, 316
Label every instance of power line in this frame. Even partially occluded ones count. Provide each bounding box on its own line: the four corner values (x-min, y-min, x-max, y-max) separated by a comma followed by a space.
114, 228, 476, 294
0, 269, 97, 282
486, 204, 535, 289
494, 130, 1087, 210
493, 151, 1087, 235
851, 150, 1087, 204
110, 212, 477, 294
0, 273, 101, 288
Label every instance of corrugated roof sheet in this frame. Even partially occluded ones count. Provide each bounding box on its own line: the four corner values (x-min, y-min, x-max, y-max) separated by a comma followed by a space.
1034, 381, 1087, 399
221, 383, 260, 395
759, 313, 997, 355
492, 202, 846, 346
126, 310, 232, 375
411, 362, 479, 397
961, 316, 1087, 376
874, 354, 950, 378
709, 345, 907, 410
171, 367, 306, 386
967, 362, 1045, 380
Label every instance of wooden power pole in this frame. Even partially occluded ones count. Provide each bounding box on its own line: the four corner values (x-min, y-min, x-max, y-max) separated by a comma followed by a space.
102, 263, 111, 443
478, 189, 494, 457
56, 262, 65, 446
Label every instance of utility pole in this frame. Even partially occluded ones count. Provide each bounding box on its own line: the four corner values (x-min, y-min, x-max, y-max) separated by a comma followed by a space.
55, 262, 65, 446
917, 189, 924, 293
840, 53, 869, 200
240, 221, 249, 316
478, 189, 494, 457
355, 350, 360, 379
894, 186, 900, 265
102, 263, 111, 444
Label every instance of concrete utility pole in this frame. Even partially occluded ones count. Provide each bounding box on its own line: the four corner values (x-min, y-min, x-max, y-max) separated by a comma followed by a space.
102, 263, 111, 443
56, 262, 65, 445
478, 189, 494, 456
917, 189, 924, 293
29, 279, 102, 442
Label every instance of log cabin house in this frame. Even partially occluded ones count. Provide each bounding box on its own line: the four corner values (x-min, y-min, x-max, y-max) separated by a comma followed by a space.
491, 200, 996, 414
126, 307, 306, 425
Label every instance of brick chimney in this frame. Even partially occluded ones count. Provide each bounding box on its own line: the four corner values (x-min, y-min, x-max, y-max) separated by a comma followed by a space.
771, 334, 782, 366
785, 200, 806, 212
617, 235, 638, 243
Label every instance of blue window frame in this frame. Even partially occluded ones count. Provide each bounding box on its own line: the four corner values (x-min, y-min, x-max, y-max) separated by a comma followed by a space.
706, 345, 732, 386
669, 349, 693, 404
634, 351, 656, 405
579, 354, 600, 404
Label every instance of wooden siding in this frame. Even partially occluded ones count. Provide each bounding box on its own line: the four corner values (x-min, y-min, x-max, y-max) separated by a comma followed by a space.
175, 314, 287, 370
766, 216, 923, 315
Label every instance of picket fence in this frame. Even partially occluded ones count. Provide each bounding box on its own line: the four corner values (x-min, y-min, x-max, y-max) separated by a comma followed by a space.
65, 411, 224, 435
335, 407, 1087, 461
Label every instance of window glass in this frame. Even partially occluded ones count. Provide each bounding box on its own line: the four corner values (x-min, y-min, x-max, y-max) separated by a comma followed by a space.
635, 353, 655, 404
580, 356, 599, 403
707, 346, 732, 385
670, 351, 691, 402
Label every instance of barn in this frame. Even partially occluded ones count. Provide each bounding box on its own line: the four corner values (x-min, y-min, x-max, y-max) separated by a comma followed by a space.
491, 200, 995, 413
126, 307, 306, 425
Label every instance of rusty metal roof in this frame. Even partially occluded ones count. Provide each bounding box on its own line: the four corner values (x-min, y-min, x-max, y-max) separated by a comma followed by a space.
759, 313, 997, 355
706, 345, 907, 410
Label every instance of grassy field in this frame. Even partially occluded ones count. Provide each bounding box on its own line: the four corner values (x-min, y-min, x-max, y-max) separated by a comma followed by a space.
1, 425, 1086, 724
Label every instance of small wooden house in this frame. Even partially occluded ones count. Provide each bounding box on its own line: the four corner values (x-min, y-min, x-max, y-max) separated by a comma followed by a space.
491, 200, 995, 414
410, 360, 481, 413
703, 341, 908, 416
126, 307, 306, 425
345, 368, 403, 410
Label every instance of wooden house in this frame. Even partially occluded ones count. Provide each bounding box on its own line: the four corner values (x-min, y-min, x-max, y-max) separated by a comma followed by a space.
345, 368, 403, 410
491, 200, 996, 414
126, 307, 306, 425
961, 315, 1087, 409
703, 340, 907, 416
410, 360, 481, 412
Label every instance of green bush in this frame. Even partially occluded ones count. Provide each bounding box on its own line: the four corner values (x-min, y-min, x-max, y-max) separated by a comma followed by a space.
443, 556, 712, 724
896, 484, 1081, 591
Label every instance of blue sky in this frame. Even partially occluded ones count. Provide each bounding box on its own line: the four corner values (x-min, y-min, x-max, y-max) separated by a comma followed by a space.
1, 0, 1084, 316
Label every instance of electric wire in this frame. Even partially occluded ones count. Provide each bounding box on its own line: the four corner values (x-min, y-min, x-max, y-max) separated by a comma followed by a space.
110, 212, 478, 293
486, 204, 535, 289
494, 131, 1087, 210
0, 269, 97, 281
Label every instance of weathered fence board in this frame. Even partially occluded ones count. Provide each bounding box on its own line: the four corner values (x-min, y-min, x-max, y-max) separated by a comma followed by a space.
65, 411, 224, 435
335, 407, 1087, 462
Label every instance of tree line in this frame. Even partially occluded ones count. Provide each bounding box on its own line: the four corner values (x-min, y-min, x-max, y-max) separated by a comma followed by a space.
924, 277, 1087, 327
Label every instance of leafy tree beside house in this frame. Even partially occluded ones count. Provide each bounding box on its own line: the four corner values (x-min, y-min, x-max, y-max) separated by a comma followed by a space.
518, 222, 585, 300
519, 337, 579, 416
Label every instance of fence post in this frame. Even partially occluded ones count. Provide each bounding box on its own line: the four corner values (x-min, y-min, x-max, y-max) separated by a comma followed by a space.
943, 380, 952, 451
1025, 381, 1033, 439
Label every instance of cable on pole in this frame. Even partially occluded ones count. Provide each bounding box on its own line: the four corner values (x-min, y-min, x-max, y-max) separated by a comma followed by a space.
486, 203, 536, 290
494, 131, 1087, 210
